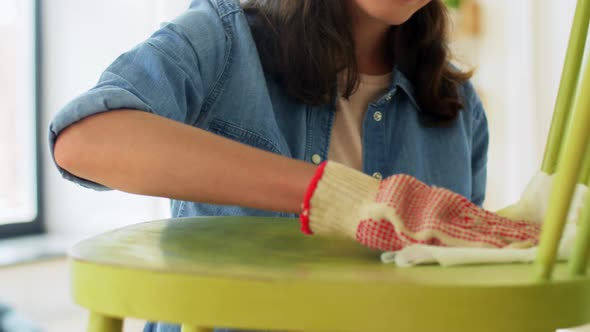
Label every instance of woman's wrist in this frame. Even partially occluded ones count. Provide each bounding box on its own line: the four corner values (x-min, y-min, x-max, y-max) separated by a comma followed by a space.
300, 161, 381, 236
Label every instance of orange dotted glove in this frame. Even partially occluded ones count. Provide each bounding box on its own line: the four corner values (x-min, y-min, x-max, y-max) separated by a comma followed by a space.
300, 161, 541, 251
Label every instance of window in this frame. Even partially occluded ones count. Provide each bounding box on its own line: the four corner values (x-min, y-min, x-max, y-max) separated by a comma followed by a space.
0, 0, 43, 238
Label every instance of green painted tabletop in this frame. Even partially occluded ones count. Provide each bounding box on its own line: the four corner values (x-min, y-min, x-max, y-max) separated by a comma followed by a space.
69, 217, 590, 332
71, 216, 586, 286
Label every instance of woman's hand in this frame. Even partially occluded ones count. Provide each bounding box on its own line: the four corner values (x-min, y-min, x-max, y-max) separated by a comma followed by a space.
300, 162, 541, 251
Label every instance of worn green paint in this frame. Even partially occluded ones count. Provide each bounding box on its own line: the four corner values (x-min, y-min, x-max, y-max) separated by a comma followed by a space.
71, 216, 587, 284
73, 216, 381, 280
71, 217, 590, 332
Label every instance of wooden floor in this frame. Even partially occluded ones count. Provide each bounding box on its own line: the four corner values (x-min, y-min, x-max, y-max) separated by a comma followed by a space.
0, 258, 145, 332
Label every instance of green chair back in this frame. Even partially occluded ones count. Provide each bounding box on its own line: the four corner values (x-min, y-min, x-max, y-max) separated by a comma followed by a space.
536, 0, 590, 280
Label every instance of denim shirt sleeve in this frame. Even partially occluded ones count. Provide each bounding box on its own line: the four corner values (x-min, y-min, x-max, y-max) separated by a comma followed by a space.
47, 1, 228, 190
470, 94, 489, 206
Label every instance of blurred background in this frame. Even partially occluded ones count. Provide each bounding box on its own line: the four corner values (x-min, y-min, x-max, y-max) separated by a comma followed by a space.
0, 0, 582, 331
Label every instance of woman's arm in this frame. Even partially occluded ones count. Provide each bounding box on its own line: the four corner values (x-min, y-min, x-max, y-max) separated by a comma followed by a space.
54, 109, 317, 214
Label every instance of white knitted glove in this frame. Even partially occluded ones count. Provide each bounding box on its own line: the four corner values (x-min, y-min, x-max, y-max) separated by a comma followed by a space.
300, 161, 541, 252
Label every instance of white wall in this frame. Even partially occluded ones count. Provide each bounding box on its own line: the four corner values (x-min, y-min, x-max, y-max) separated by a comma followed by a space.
42, 0, 189, 235
451, 0, 577, 210
533, 0, 578, 165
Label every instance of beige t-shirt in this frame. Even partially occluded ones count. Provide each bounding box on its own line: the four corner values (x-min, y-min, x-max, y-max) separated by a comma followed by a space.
328, 73, 392, 171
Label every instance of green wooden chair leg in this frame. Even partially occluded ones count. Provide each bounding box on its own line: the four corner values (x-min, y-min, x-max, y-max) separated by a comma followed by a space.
87, 311, 123, 332
535, 42, 590, 281
568, 138, 590, 275
541, 0, 590, 173
181, 325, 213, 332
569, 190, 590, 275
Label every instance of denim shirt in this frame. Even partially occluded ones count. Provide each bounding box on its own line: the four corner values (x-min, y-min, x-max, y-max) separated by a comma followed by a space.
48, 0, 488, 331
49, 0, 489, 214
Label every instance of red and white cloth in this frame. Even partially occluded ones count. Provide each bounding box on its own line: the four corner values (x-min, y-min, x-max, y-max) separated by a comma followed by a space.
301, 162, 543, 253
383, 172, 587, 266
383, 222, 576, 266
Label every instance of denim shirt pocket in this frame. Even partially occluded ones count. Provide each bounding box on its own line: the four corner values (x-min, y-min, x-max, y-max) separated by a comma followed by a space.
208, 118, 282, 154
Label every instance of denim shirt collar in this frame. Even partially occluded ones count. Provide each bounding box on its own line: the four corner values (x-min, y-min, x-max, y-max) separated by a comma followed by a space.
391, 66, 421, 110
369, 66, 421, 111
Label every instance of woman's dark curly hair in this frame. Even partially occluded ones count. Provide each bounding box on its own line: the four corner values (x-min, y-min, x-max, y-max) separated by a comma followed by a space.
242, 0, 472, 123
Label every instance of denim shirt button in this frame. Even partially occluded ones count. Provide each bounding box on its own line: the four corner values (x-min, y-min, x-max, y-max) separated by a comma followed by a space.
373, 111, 383, 122
372, 172, 383, 180
311, 154, 322, 165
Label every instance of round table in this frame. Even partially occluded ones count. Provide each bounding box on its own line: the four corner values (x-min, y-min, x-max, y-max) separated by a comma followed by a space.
70, 216, 590, 332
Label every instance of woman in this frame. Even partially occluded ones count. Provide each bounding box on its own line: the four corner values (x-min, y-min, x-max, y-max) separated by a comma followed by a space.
50, 0, 540, 330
